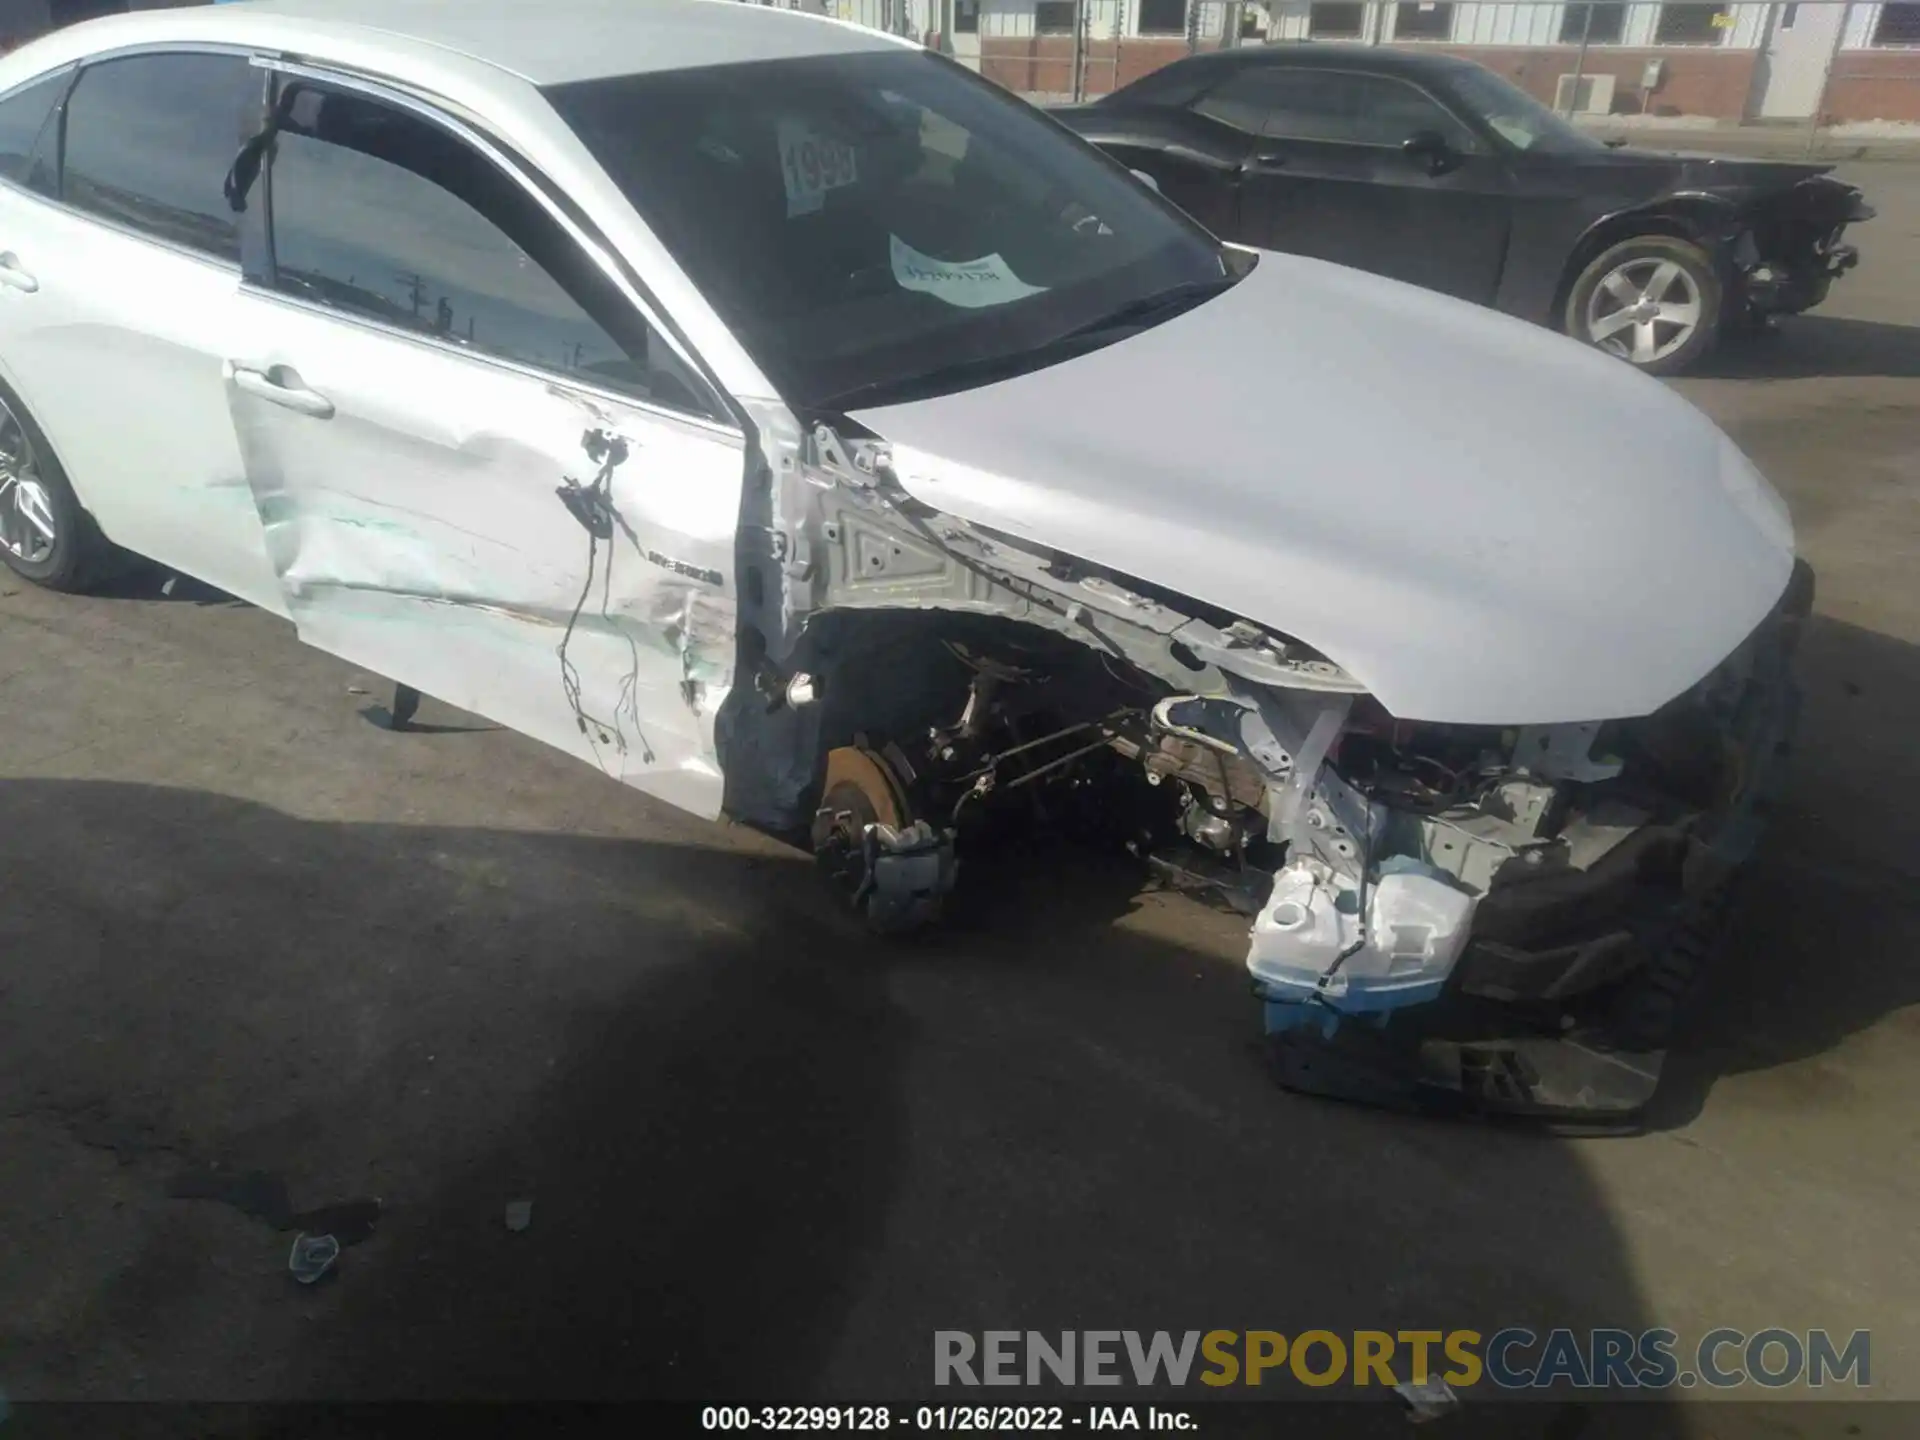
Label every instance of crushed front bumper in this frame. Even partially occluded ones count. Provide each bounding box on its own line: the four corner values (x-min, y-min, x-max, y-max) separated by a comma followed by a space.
1256, 560, 1812, 1130
1739, 222, 1864, 318
1744, 257, 1852, 317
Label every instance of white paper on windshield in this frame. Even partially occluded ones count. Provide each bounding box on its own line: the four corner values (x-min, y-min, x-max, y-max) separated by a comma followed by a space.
889, 235, 1048, 310
777, 117, 858, 217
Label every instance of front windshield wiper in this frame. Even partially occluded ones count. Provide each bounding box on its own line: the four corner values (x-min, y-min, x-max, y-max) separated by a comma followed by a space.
813, 336, 1105, 414
1051, 275, 1238, 345
814, 274, 1240, 414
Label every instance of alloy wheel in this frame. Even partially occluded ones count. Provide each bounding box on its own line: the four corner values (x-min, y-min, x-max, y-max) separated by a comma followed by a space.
1584, 257, 1704, 366
0, 397, 56, 566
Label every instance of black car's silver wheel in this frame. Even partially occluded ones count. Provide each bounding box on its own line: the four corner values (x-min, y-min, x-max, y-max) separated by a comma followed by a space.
1587, 257, 1702, 364
0, 396, 56, 567
1566, 236, 1722, 377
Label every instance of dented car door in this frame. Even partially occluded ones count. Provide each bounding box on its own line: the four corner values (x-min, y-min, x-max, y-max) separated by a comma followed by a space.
227, 72, 744, 818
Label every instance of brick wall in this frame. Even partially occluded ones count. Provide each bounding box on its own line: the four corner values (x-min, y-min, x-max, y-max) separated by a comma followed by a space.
1426, 45, 1760, 119
979, 35, 1077, 96
979, 35, 1226, 99
1823, 49, 1920, 124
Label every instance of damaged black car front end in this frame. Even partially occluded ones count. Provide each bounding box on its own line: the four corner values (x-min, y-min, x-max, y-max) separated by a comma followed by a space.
1719, 171, 1872, 329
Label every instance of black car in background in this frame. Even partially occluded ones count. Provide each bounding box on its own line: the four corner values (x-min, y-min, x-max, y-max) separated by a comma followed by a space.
1054, 45, 1873, 375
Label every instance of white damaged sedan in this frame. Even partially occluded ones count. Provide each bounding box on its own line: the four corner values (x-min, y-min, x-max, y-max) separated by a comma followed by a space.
0, 0, 1808, 1122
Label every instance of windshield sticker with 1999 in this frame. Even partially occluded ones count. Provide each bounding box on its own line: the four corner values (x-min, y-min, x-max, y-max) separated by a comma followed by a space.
778, 118, 859, 217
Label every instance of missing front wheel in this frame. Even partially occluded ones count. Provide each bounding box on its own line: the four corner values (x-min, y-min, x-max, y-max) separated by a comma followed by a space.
810, 745, 957, 935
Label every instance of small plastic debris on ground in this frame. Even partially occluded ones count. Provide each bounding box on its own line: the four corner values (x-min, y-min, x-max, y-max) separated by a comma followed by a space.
347, 684, 369, 695
1394, 1377, 1460, 1423
288, 1232, 341, 1285
505, 1200, 533, 1233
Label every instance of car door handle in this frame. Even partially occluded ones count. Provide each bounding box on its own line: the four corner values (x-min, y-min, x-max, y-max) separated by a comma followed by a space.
228, 363, 335, 420
0, 252, 38, 292
1233, 153, 1288, 181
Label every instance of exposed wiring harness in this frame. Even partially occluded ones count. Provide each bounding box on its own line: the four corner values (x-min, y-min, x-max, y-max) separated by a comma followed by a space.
556, 428, 655, 768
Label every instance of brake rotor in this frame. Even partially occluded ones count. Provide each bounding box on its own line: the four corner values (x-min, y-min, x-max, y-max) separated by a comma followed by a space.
810, 744, 915, 903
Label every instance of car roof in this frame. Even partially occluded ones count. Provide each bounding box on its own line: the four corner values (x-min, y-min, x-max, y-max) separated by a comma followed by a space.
25, 0, 913, 89
1160, 41, 1477, 82
249, 0, 911, 85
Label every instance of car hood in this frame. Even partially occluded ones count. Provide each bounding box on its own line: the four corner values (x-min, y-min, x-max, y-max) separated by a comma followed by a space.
850, 253, 1795, 726
1564, 146, 1842, 197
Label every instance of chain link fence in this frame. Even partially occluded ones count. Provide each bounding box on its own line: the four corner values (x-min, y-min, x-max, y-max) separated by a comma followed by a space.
730, 0, 1918, 146
838, 2, 1905, 133
735, 0, 939, 44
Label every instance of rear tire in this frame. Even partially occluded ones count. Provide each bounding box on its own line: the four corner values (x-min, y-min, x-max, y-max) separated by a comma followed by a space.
1564, 235, 1722, 377
0, 383, 109, 593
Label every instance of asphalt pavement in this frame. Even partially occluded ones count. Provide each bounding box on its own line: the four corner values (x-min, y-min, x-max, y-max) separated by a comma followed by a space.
0, 166, 1916, 1435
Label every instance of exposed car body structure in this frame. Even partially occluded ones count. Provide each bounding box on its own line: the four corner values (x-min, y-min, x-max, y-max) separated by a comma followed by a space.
0, 0, 1807, 1125
1053, 45, 1872, 374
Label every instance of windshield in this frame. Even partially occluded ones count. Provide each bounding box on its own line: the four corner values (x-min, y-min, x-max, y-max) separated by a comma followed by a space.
1443, 64, 1606, 156
546, 51, 1229, 411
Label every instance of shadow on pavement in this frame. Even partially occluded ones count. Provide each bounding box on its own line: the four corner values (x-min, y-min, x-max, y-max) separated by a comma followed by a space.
1702, 315, 1920, 380
355, 701, 498, 734
1649, 614, 1920, 1129
0, 777, 1831, 1434
86, 561, 242, 607
0, 779, 907, 1404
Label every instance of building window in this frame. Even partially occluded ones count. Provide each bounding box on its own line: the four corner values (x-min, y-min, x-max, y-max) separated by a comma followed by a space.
1393, 2, 1454, 41
1034, 0, 1076, 33
1559, 2, 1626, 43
1138, 0, 1189, 34
954, 0, 979, 33
1872, 2, 1920, 45
1309, 2, 1366, 36
1653, 4, 1731, 45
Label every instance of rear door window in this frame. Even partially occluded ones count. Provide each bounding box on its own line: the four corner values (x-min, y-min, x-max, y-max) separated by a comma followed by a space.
1320, 74, 1477, 149
1192, 68, 1306, 134
61, 53, 258, 261
1196, 67, 1475, 150
0, 69, 71, 194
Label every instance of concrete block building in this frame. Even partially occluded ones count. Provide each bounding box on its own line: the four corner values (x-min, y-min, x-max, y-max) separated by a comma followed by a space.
943, 2, 1920, 123
0, 0, 1913, 125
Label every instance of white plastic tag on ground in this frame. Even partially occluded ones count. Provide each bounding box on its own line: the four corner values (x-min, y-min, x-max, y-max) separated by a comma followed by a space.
1393, 1376, 1460, 1423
